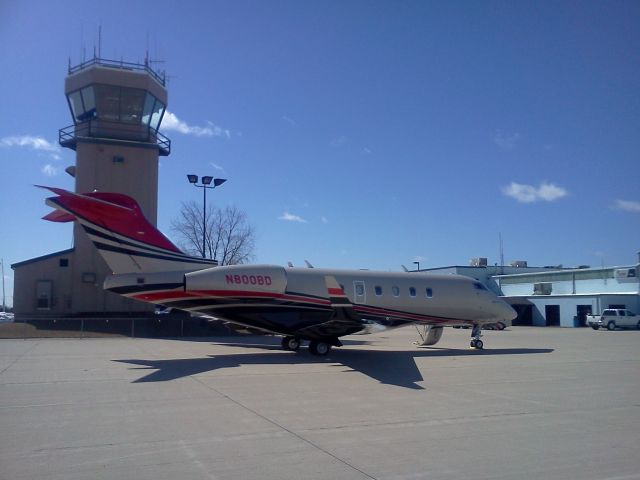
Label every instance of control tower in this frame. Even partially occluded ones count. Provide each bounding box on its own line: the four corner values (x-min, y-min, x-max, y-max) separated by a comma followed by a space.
12, 57, 171, 316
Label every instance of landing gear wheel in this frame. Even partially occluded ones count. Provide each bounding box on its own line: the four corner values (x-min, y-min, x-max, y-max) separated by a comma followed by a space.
607, 321, 616, 331
470, 324, 484, 349
309, 341, 331, 356
281, 336, 301, 351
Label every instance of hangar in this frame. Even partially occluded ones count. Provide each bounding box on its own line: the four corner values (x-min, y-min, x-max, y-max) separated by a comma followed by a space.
419, 257, 640, 327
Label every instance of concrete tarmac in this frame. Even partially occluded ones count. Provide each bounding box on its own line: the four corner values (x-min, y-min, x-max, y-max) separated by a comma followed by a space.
1, 327, 639, 480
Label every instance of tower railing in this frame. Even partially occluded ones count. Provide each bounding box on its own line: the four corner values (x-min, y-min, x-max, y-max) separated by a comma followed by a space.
68, 57, 166, 86
59, 120, 171, 156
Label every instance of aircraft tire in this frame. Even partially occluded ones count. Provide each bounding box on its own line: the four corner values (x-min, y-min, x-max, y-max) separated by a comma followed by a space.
281, 336, 301, 351
309, 341, 331, 356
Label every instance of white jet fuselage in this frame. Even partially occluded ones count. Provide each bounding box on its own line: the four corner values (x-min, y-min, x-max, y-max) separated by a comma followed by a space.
105, 264, 515, 338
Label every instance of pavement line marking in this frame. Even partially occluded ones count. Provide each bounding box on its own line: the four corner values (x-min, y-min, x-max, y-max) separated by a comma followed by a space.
189, 375, 378, 480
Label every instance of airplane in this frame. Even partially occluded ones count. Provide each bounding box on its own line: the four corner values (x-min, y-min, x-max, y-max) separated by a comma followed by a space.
40, 186, 517, 356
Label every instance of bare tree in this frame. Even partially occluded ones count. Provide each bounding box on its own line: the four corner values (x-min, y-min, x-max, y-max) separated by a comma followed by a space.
170, 201, 255, 265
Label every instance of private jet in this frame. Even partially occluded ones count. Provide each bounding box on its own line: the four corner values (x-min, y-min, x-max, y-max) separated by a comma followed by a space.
41, 186, 517, 355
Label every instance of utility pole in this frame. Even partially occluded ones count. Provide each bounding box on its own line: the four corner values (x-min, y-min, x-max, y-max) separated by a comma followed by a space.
1, 258, 5, 313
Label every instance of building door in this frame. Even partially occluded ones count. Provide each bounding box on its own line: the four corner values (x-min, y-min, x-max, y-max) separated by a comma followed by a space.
545, 305, 560, 326
576, 305, 592, 327
36, 280, 52, 310
512, 305, 533, 326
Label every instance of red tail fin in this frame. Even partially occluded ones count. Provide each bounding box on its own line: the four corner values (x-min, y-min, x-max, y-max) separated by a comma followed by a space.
40, 186, 218, 274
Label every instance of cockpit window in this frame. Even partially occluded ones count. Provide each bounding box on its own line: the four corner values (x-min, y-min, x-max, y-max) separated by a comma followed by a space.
473, 282, 487, 291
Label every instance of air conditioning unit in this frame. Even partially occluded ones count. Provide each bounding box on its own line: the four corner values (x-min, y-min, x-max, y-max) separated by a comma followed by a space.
533, 282, 552, 295
615, 268, 637, 279
511, 260, 528, 268
470, 257, 488, 267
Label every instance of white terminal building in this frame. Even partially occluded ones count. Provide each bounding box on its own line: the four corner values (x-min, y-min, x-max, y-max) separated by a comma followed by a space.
420, 256, 640, 327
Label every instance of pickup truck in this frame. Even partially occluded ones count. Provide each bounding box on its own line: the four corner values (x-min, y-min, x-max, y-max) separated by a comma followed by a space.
587, 309, 640, 330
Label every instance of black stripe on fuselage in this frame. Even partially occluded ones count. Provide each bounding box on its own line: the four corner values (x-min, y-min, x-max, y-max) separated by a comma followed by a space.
94, 241, 218, 265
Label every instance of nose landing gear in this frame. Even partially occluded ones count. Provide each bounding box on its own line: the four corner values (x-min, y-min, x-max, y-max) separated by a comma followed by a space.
470, 324, 484, 349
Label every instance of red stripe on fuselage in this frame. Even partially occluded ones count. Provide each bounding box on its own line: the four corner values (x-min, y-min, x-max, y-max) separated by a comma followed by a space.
131, 289, 331, 306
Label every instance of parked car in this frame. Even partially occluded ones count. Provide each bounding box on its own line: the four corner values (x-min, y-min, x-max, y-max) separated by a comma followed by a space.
587, 309, 640, 330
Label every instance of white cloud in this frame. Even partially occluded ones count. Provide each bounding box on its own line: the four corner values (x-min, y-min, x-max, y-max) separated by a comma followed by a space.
614, 199, 640, 213
281, 116, 297, 126
1, 135, 61, 160
278, 212, 307, 223
494, 130, 521, 149
362, 147, 372, 155
161, 111, 231, 138
502, 181, 568, 203
330, 136, 346, 147
41, 164, 59, 176
210, 162, 225, 172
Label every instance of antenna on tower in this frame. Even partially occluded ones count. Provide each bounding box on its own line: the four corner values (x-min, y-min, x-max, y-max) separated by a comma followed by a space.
98, 24, 102, 58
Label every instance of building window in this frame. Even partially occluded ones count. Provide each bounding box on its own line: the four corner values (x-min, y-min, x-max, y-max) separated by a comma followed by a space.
59, 258, 69, 267
375, 286, 382, 296
82, 272, 96, 284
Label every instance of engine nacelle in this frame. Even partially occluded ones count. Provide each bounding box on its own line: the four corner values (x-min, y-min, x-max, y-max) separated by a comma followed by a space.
185, 264, 287, 294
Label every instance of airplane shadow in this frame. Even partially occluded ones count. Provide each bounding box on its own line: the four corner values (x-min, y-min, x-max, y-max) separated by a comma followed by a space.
114, 341, 554, 390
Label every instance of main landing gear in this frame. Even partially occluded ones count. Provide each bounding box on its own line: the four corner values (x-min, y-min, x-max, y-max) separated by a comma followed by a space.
281, 336, 301, 351
470, 324, 484, 350
280, 336, 336, 356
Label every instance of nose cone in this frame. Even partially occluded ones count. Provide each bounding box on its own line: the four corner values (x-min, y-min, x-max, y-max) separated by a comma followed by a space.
498, 300, 518, 322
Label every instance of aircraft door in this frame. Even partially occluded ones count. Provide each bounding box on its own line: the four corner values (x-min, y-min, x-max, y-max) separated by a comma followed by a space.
354, 280, 366, 304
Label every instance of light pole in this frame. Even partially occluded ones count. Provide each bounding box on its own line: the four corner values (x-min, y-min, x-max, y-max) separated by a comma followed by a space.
187, 175, 227, 258
413, 261, 420, 272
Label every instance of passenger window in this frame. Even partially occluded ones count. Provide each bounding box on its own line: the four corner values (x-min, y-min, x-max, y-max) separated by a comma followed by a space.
355, 284, 364, 296
392, 286, 400, 297
619, 311, 626, 316
425, 288, 433, 298
409, 287, 416, 297
375, 286, 382, 296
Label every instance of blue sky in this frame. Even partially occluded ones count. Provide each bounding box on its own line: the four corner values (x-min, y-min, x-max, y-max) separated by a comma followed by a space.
1, 0, 639, 306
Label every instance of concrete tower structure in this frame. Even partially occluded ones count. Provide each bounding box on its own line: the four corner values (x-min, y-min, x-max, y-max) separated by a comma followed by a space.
12, 58, 171, 317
